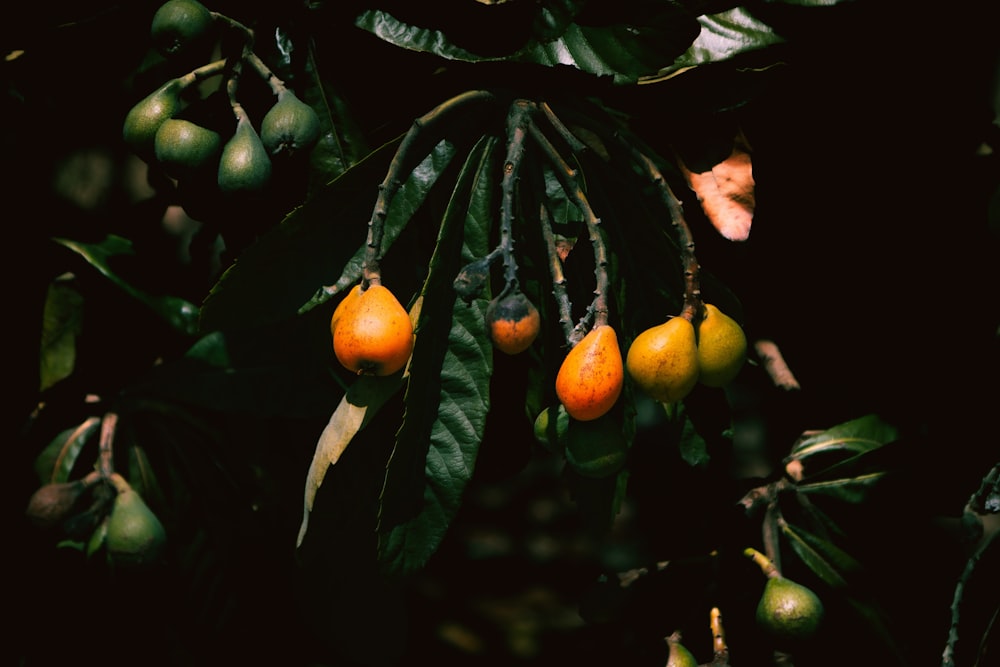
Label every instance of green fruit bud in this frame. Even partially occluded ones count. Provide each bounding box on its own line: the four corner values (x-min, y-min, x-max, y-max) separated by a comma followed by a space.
218, 115, 272, 193
665, 633, 698, 667
154, 117, 222, 178
123, 78, 185, 159
563, 413, 628, 478
150, 0, 215, 58
106, 488, 167, 567
533, 404, 570, 454
260, 90, 321, 157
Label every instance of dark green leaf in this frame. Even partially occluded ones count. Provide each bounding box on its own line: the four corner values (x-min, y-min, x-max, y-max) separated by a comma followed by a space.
652, 8, 787, 80
796, 470, 888, 503
790, 413, 899, 461
378, 137, 498, 574
53, 235, 200, 337
783, 521, 907, 665
356, 3, 702, 84
39, 275, 83, 392
199, 138, 400, 332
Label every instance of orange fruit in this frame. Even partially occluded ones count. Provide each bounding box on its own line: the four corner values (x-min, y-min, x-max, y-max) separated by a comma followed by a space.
486, 290, 541, 355
555, 325, 623, 421
332, 284, 414, 376
330, 284, 363, 337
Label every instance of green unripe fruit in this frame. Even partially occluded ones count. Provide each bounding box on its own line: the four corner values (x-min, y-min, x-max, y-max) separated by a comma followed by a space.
154, 118, 222, 178
665, 634, 698, 667
260, 90, 321, 157
218, 115, 272, 193
150, 0, 215, 58
106, 488, 167, 567
755, 576, 825, 643
563, 413, 628, 478
532, 404, 570, 454
123, 78, 185, 159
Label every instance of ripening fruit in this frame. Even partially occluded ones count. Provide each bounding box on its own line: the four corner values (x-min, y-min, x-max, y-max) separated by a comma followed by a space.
150, 0, 215, 58
555, 325, 624, 421
123, 78, 185, 158
25, 481, 87, 530
563, 413, 628, 478
696, 303, 747, 387
154, 118, 222, 178
333, 284, 414, 376
218, 115, 272, 193
260, 90, 321, 157
626, 316, 699, 404
106, 487, 167, 567
486, 290, 541, 355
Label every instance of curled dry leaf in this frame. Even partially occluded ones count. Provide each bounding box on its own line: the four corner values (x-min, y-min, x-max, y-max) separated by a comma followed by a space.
678, 131, 755, 242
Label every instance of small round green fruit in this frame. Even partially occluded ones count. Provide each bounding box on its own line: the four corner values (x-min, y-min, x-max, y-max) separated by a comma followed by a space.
755, 576, 825, 643
106, 487, 167, 567
123, 78, 185, 159
563, 413, 628, 478
150, 0, 215, 58
260, 90, 321, 158
218, 115, 272, 193
154, 118, 222, 178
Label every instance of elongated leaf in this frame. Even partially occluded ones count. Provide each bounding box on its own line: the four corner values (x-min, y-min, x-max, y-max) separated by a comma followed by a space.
783, 521, 906, 664
39, 274, 83, 392
34, 417, 101, 484
53, 235, 200, 337
199, 138, 398, 331
298, 373, 406, 547
797, 471, 889, 503
355, 3, 701, 84
790, 413, 899, 461
377, 138, 497, 574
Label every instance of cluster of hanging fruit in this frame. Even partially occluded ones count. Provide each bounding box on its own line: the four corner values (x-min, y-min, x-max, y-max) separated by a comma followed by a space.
25, 444, 168, 569
122, 0, 321, 196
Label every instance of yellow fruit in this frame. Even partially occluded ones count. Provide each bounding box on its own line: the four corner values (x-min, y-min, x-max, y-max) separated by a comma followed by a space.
563, 413, 628, 478
333, 284, 414, 376
625, 316, 699, 404
696, 303, 747, 387
486, 290, 541, 355
555, 325, 623, 421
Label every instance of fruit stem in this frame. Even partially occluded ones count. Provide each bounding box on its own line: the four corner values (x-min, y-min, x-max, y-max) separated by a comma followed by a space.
539, 203, 577, 344
710, 606, 730, 659
627, 147, 704, 323
528, 112, 611, 345
498, 100, 533, 296
362, 89, 500, 288
246, 51, 288, 96
744, 546, 782, 579
97, 412, 119, 479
